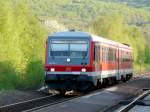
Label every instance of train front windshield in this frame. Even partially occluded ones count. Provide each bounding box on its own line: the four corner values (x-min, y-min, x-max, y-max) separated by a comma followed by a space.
51, 40, 88, 58
48, 39, 90, 65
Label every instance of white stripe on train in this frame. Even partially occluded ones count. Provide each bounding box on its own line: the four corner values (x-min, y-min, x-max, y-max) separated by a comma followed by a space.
46, 68, 133, 78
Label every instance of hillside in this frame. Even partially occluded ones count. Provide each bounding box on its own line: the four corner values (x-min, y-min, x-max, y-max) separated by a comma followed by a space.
27, 0, 150, 29
100, 0, 150, 9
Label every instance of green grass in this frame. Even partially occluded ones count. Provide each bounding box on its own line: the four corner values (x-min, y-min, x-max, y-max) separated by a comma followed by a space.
134, 63, 150, 73
0, 60, 45, 90
16, 60, 45, 89
0, 61, 18, 90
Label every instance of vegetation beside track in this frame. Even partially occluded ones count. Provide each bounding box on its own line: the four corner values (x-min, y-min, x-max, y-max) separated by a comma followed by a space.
0, 0, 149, 90
0, 0, 48, 90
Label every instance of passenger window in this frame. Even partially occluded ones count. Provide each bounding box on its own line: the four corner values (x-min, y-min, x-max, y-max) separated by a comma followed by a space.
102, 47, 105, 62
94, 44, 100, 63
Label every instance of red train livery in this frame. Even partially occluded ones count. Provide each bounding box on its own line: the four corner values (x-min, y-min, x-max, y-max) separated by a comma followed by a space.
45, 31, 133, 93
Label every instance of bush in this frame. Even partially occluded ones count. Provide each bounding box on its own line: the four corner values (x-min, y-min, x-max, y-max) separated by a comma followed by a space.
0, 61, 18, 90
0, 0, 47, 90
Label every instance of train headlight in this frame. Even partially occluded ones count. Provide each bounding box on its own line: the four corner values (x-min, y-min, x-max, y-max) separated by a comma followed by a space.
81, 68, 86, 72
51, 68, 55, 72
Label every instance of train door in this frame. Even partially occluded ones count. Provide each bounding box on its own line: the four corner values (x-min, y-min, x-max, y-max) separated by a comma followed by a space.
94, 44, 100, 71
94, 43, 101, 86
117, 47, 120, 80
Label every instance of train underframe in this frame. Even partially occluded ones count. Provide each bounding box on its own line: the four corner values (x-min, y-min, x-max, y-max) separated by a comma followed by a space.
45, 74, 95, 92
45, 72, 133, 94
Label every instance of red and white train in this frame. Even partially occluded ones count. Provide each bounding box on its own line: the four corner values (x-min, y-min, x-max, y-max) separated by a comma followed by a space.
45, 31, 133, 93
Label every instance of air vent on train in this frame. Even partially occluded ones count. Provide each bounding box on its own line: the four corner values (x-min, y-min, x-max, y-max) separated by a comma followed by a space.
69, 29, 75, 32
122, 43, 130, 46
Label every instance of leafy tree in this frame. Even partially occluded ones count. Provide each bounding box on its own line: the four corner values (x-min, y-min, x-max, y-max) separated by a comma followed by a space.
0, 0, 48, 90
89, 15, 145, 65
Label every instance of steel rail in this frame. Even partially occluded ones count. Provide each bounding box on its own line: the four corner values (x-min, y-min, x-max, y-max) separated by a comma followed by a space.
0, 95, 54, 112
24, 73, 150, 112
0, 72, 149, 112
118, 89, 150, 112
23, 96, 79, 112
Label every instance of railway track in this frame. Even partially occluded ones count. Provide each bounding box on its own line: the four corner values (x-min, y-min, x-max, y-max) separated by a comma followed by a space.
0, 72, 149, 112
0, 87, 108, 112
23, 95, 79, 112
0, 94, 78, 112
116, 89, 150, 112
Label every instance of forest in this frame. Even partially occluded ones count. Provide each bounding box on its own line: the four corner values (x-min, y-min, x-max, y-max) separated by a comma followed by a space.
0, 0, 149, 90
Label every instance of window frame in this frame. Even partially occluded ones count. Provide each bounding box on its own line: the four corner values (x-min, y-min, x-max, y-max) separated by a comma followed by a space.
49, 39, 89, 58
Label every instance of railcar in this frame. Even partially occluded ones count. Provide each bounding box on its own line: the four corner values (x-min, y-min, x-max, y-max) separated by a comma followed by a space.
45, 31, 133, 94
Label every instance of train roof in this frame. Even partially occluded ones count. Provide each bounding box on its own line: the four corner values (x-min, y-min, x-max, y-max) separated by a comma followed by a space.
48, 31, 91, 38
48, 31, 132, 50
91, 34, 132, 50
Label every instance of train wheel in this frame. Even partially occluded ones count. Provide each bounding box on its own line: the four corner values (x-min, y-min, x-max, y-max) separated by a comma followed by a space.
43, 83, 50, 95
102, 78, 109, 87
58, 90, 66, 95
110, 77, 115, 85
123, 76, 127, 82
96, 79, 102, 89
114, 77, 119, 84
126, 74, 132, 81
110, 77, 116, 85
108, 78, 111, 86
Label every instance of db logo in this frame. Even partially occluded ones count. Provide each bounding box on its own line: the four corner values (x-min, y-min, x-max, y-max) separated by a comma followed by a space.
66, 67, 71, 71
